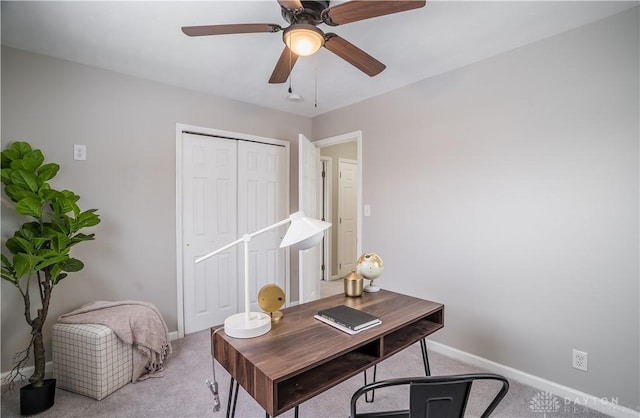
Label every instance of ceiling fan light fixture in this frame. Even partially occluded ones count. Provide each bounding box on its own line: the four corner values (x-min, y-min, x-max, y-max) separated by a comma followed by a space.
284, 24, 324, 56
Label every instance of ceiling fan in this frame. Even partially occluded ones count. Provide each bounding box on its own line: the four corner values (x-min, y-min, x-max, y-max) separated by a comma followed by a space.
182, 0, 426, 84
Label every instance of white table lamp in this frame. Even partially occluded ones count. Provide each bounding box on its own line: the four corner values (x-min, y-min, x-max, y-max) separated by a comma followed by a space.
195, 210, 331, 338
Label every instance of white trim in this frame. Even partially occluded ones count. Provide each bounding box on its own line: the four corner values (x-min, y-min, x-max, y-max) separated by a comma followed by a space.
175, 123, 290, 338
175, 124, 185, 338
426, 340, 640, 418
319, 156, 332, 281
313, 131, 363, 260
1, 362, 54, 384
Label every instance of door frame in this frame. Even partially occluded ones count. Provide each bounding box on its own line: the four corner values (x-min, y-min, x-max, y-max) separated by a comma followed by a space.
313, 131, 363, 276
319, 155, 332, 281
175, 123, 290, 338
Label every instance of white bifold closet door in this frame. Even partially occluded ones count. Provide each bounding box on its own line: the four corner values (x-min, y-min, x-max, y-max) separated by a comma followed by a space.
182, 133, 288, 334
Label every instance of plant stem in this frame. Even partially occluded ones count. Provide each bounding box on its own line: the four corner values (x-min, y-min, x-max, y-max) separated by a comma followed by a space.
30, 330, 45, 385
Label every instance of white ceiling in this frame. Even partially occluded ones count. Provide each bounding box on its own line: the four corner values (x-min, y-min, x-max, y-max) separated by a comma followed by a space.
2, 1, 637, 117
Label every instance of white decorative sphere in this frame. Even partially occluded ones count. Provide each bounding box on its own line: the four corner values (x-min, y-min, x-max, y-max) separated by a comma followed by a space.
356, 253, 384, 281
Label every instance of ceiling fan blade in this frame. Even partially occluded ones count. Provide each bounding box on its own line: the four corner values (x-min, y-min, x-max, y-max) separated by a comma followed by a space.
269, 46, 299, 84
278, 0, 304, 10
324, 34, 386, 77
182, 23, 282, 37
323, 1, 426, 26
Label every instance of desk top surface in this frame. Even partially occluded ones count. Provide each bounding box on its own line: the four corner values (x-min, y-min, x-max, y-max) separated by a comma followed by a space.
214, 289, 443, 382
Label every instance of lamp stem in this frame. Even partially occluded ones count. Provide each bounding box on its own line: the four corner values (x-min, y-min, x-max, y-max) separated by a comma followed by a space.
244, 238, 251, 321
248, 217, 291, 239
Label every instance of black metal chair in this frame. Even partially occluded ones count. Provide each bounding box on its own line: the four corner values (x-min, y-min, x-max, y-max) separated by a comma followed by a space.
350, 373, 509, 418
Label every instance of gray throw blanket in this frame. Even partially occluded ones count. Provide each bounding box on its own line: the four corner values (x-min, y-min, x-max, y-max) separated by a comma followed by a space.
58, 300, 172, 382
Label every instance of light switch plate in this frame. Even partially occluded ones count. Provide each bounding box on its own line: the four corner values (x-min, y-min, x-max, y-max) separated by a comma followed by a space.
74, 144, 86, 161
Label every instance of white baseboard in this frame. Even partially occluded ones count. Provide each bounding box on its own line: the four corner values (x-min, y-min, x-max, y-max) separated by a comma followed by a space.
1, 362, 54, 384
168, 331, 179, 341
426, 340, 639, 418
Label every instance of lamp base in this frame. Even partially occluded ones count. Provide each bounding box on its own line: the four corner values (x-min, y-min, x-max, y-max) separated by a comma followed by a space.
224, 312, 271, 338
363, 285, 380, 293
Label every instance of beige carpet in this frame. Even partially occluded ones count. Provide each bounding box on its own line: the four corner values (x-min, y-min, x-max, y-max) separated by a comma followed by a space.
1, 327, 613, 418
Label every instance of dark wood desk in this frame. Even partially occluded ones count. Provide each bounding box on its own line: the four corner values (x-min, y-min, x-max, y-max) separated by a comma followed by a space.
211, 289, 444, 417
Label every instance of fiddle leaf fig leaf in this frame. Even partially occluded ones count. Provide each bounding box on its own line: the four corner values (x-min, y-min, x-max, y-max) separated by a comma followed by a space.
4, 185, 34, 202
35, 255, 69, 271
69, 233, 96, 246
50, 232, 70, 253
9, 169, 40, 193
0, 255, 17, 284
52, 272, 68, 285
1, 150, 19, 168
39, 188, 59, 201
15, 197, 43, 219
37, 163, 59, 182
11, 158, 39, 172
1, 254, 11, 267
24, 149, 44, 167
12, 142, 33, 157
77, 210, 101, 228
9, 236, 34, 254
1, 168, 13, 185
60, 258, 83, 273
13, 253, 41, 278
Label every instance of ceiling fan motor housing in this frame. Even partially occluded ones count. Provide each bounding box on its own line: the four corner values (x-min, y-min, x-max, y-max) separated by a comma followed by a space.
281, 0, 331, 25
182, 0, 427, 83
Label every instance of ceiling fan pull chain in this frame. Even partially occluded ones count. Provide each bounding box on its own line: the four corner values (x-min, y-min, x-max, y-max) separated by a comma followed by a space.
314, 54, 318, 108
288, 32, 293, 94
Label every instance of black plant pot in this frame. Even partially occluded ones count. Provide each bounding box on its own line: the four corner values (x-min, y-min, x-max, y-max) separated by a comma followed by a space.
20, 378, 56, 416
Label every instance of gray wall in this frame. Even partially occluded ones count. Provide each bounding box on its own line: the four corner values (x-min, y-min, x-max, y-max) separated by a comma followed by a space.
0, 46, 311, 372
313, 8, 639, 410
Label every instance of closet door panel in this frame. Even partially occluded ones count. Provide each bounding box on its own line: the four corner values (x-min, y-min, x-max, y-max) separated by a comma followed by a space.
182, 133, 238, 333
238, 141, 288, 310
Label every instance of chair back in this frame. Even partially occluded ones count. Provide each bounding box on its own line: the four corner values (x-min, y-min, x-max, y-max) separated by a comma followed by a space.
410, 379, 472, 417
350, 373, 509, 418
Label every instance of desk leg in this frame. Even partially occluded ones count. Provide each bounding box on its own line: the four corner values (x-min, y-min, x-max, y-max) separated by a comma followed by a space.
420, 338, 431, 376
363, 364, 377, 403
226, 378, 240, 418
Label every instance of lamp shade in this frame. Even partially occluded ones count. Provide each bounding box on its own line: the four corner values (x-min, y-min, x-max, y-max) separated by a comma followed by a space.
280, 211, 331, 250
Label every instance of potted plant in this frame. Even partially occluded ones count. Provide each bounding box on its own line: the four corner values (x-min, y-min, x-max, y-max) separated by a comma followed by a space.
1, 141, 100, 415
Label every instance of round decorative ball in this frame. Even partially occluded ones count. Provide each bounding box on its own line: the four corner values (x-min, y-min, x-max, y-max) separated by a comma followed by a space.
356, 253, 384, 292
258, 284, 285, 322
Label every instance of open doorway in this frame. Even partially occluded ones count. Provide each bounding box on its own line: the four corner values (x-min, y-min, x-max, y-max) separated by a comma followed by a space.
314, 131, 362, 282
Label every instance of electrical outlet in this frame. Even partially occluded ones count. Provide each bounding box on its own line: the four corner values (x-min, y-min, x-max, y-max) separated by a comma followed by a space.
572, 349, 588, 372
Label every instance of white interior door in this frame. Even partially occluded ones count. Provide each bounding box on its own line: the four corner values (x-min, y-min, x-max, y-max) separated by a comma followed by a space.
237, 141, 288, 311
338, 158, 358, 276
298, 134, 322, 303
182, 133, 238, 333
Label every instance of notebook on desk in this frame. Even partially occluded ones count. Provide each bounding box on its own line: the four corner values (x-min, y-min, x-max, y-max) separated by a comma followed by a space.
315, 305, 381, 334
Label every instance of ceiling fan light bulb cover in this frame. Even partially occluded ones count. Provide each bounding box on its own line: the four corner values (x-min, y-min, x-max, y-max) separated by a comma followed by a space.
284, 25, 325, 56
